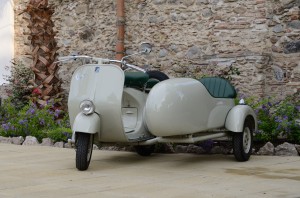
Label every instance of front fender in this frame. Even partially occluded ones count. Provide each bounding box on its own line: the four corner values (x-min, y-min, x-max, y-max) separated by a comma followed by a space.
225, 105, 257, 132
70, 113, 100, 142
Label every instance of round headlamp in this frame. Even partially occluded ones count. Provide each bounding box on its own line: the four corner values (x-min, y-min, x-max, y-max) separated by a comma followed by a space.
79, 100, 95, 115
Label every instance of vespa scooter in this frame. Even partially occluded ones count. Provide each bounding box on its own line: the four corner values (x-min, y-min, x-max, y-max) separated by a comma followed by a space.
58, 43, 257, 171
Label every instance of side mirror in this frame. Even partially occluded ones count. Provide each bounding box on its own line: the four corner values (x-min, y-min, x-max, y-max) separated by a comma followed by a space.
139, 42, 152, 54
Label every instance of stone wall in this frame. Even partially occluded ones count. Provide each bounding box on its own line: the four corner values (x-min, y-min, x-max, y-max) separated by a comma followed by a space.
265, 0, 300, 98
14, 0, 299, 99
14, 0, 32, 66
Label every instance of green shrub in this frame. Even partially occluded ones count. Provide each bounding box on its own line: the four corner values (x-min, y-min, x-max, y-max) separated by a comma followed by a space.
244, 93, 300, 143
0, 98, 71, 142
3, 61, 35, 110
44, 127, 72, 142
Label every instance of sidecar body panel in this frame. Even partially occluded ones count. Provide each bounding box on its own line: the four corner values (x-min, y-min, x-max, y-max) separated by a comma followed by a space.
225, 105, 257, 132
145, 78, 235, 136
68, 64, 127, 142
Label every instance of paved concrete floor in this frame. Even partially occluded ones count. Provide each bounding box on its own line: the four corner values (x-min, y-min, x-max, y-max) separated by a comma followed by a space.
0, 144, 300, 198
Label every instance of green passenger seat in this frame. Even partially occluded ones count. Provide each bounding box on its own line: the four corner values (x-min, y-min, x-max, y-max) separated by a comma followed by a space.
199, 77, 237, 98
124, 72, 149, 88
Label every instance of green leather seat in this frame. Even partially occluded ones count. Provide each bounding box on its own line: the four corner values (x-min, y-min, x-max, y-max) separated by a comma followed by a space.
199, 77, 237, 98
124, 72, 149, 88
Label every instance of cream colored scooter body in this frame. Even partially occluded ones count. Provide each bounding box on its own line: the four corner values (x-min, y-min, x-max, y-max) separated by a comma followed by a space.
68, 64, 128, 142
145, 78, 235, 137
68, 64, 152, 143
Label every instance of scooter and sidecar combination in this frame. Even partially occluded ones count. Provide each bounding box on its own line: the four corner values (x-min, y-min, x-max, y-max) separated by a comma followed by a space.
58, 43, 257, 171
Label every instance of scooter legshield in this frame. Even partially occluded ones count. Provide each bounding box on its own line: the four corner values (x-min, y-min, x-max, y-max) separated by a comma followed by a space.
68, 64, 127, 142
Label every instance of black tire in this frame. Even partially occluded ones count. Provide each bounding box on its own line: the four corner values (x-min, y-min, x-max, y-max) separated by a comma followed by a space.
76, 133, 94, 171
146, 70, 169, 81
134, 145, 155, 156
145, 71, 169, 92
233, 118, 254, 162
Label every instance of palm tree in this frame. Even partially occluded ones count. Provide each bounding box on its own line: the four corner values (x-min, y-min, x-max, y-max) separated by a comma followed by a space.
24, 0, 62, 108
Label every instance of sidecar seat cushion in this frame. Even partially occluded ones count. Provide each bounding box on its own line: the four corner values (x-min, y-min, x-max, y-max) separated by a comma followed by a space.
199, 77, 237, 98
124, 72, 149, 88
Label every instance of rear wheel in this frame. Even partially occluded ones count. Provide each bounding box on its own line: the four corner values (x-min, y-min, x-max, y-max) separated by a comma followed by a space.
146, 70, 169, 81
145, 71, 169, 92
76, 133, 94, 171
233, 118, 254, 162
135, 145, 155, 156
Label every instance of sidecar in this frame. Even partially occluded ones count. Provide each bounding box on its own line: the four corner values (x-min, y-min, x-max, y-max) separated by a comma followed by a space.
143, 76, 257, 162
64, 45, 257, 171
145, 77, 256, 136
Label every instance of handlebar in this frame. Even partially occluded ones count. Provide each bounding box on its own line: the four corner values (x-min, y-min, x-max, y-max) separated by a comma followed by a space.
56, 55, 146, 73
123, 62, 146, 72
57, 55, 91, 61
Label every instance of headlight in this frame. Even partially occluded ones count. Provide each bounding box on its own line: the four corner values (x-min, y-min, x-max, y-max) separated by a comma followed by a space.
79, 100, 95, 115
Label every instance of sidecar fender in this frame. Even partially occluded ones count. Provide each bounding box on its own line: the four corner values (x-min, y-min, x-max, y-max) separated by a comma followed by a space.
71, 113, 100, 141
225, 105, 257, 132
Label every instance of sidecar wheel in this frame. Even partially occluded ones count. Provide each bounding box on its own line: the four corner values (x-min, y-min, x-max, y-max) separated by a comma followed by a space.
233, 118, 254, 162
76, 133, 94, 171
135, 145, 155, 156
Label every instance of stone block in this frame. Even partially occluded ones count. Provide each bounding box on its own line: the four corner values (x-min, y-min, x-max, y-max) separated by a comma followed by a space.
288, 20, 300, 29
257, 142, 274, 155
295, 144, 300, 155
273, 24, 284, 33
0, 136, 12, 144
64, 142, 73, 149
153, 0, 167, 5
41, 138, 54, 146
53, 141, 64, 148
12, 136, 24, 145
284, 40, 300, 54
275, 142, 298, 156
22, 136, 39, 146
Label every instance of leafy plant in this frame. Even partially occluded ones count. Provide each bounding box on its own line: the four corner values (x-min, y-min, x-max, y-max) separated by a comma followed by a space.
2, 0, 63, 110
3, 60, 65, 111
244, 93, 300, 143
3, 61, 35, 109
0, 98, 71, 142
44, 127, 72, 142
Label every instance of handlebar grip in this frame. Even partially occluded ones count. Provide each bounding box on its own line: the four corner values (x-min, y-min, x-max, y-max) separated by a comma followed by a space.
58, 55, 92, 61
58, 56, 76, 61
125, 63, 146, 73
100, 58, 111, 63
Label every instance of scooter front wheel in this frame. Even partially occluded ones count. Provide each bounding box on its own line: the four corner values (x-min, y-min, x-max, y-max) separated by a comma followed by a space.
76, 133, 94, 171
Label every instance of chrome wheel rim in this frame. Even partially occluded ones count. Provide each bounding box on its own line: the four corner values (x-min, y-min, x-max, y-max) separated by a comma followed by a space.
243, 127, 251, 153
